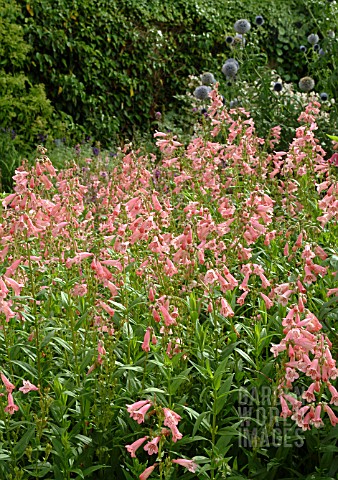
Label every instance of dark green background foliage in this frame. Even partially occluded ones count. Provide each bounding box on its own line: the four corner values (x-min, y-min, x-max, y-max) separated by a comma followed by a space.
0, 0, 55, 190
0, 0, 53, 145
15, 0, 330, 146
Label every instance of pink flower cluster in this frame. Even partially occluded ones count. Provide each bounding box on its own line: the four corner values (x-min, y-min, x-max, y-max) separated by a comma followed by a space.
1, 373, 38, 414
272, 305, 338, 429
125, 400, 197, 478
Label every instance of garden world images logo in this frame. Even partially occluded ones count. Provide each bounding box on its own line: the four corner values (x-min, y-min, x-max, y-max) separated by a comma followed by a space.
238, 387, 305, 448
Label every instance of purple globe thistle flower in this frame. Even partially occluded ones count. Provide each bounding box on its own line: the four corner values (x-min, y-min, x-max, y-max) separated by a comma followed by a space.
222, 61, 238, 78
92, 146, 100, 156
313, 43, 320, 51
234, 19, 251, 34
201, 72, 216, 85
307, 33, 319, 45
299, 76, 315, 92
255, 15, 264, 26
300, 45, 307, 52
226, 36, 234, 44
224, 58, 239, 69
193, 86, 211, 100
273, 82, 283, 92
320, 92, 328, 101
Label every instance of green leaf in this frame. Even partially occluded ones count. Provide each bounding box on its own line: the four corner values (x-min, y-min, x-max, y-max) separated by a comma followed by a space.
12, 426, 35, 461
235, 348, 256, 368
11, 360, 37, 377
327, 134, 338, 141
81, 465, 108, 477
215, 375, 234, 415
192, 411, 210, 437
41, 330, 56, 348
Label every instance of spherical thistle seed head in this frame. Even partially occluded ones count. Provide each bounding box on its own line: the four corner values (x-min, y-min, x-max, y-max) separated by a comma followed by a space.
234, 19, 251, 34
255, 15, 264, 26
273, 82, 283, 92
193, 85, 211, 100
320, 92, 328, 101
319, 48, 326, 56
201, 72, 216, 85
226, 35, 234, 44
300, 45, 307, 52
299, 76, 315, 92
225, 58, 239, 68
222, 61, 238, 78
313, 43, 320, 51
307, 33, 319, 45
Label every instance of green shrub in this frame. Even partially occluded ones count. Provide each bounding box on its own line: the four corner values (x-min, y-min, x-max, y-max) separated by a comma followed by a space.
0, 0, 56, 189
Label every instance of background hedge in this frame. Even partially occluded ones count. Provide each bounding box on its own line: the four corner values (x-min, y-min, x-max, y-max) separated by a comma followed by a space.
14, 0, 332, 147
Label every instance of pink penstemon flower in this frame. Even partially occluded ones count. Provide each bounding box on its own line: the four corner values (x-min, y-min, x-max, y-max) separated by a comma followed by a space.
311, 404, 323, 428
130, 403, 152, 424
163, 407, 181, 427
127, 400, 150, 415
172, 458, 198, 473
220, 298, 234, 317
142, 327, 152, 353
170, 424, 183, 442
139, 464, 157, 480
4, 393, 19, 414
143, 436, 160, 455
1, 373, 15, 393
125, 436, 148, 458
324, 404, 338, 426
19, 380, 39, 394
158, 305, 176, 326
327, 383, 338, 406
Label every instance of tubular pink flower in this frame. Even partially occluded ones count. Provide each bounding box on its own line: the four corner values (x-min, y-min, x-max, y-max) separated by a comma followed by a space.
126, 400, 149, 415
328, 384, 338, 406
125, 436, 148, 458
172, 458, 197, 472
142, 327, 152, 353
312, 405, 323, 428
131, 403, 152, 424
159, 305, 176, 326
302, 382, 317, 403
139, 464, 157, 480
163, 407, 181, 427
1, 373, 15, 393
279, 395, 292, 418
220, 298, 234, 317
19, 380, 39, 394
260, 292, 273, 309
144, 436, 160, 455
4, 393, 19, 414
324, 404, 338, 426
171, 424, 183, 442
